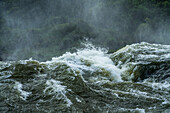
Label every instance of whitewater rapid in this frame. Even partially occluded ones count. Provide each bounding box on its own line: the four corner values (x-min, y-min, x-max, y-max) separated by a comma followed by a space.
0, 42, 169, 113
45, 42, 122, 84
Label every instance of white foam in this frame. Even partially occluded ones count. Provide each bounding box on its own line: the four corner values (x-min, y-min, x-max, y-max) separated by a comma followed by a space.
143, 81, 170, 90
14, 82, 32, 100
105, 87, 161, 101
120, 108, 145, 113
112, 42, 170, 64
44, 79, 72, 107
45, 43, 122, 82
162, 99, 169, 105
76, 97, 82, 102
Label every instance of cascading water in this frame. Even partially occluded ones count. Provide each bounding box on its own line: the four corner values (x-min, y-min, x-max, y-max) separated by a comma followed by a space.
0, 42, 169, 113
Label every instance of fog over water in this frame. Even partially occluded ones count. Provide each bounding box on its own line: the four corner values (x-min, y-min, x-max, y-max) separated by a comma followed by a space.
0, 0, 169, 61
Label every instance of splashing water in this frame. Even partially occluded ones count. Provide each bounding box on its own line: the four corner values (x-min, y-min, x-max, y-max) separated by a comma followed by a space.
46, 42, 122, 83
14, 81, 32, 100
44, 79, 72, 107
0, 42, 169, 113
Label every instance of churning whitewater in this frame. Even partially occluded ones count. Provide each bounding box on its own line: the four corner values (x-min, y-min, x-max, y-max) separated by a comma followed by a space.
45, 42, 122, 83
0, 42, 170, 113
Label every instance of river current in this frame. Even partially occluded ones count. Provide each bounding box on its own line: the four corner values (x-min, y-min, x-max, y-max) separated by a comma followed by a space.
0, 42, 169, 113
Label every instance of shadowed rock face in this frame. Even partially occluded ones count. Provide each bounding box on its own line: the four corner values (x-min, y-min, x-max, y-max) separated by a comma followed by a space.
0, 42, 169, 113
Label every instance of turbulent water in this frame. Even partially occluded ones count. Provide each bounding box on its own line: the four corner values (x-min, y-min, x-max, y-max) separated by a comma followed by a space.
0, 42, 170, 113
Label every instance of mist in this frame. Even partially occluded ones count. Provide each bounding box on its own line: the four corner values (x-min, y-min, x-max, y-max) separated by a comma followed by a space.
0, 0, 169, 61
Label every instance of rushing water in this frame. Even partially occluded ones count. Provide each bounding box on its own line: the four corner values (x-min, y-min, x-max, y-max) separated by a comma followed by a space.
0, 42, 170, 113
